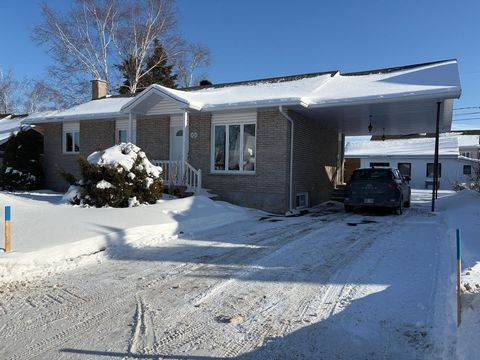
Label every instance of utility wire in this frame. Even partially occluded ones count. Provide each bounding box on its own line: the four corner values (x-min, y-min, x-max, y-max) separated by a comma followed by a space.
453, 106, 480, 111
452, 118, 480, 122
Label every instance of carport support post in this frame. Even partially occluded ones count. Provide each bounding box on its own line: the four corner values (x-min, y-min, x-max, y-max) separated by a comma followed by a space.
431, 101, 441, 212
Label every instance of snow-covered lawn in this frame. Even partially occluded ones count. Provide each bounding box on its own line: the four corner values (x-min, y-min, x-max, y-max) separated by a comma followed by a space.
0, 189, 478, 359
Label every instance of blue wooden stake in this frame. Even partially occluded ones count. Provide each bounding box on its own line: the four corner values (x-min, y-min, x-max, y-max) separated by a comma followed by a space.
5, 206, 11, 252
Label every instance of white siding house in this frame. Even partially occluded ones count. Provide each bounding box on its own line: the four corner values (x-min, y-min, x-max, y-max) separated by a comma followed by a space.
345, 137, 478, 190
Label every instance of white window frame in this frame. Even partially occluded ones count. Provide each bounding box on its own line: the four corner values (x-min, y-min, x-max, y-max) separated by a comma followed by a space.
63, 122, 80, 154
211, 123, 256, 174
116, 118, 136, 144
210, 111, 257, 174
296, 192, 309, 209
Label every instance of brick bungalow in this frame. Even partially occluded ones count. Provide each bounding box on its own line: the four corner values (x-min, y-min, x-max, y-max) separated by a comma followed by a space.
24, 60, 461, 213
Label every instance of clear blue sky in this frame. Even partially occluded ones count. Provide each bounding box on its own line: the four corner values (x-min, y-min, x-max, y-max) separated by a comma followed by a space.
0, 0, 479, 129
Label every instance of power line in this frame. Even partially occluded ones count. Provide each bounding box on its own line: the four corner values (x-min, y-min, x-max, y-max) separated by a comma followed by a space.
452, 117, 480, 122
453, 106, 480, 111
452, 111, 480, 116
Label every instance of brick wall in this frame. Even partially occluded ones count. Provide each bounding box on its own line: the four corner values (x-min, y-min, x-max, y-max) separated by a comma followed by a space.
136, 115, 170, 160
288, 110, 338, 207
80, 120, 115, 154
41, 122, 80, 191
188, 108, 290, 213
41, 116, 172, 192
41, 120, 115, 191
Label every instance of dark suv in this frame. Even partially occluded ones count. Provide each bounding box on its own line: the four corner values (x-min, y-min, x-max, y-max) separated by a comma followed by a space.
344, 167, 411, 214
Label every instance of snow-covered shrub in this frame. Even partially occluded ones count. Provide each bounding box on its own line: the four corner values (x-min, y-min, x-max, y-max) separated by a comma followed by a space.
66, 143, 163, 207
0, 129, 44, 191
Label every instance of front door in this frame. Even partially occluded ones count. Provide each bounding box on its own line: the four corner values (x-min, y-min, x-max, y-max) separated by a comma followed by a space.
170, 126, 183, 162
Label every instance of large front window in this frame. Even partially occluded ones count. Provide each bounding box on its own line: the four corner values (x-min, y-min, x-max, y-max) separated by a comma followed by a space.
213, 123, 256, 172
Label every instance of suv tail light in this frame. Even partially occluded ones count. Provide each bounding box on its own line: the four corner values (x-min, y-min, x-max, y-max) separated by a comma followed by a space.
388, 181, 398, 189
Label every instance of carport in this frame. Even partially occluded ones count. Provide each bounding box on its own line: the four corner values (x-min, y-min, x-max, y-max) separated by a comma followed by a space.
288, 59, 462, 211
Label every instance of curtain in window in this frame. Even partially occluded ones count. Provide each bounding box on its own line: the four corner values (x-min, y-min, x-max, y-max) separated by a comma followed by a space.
215, 126, 226, 170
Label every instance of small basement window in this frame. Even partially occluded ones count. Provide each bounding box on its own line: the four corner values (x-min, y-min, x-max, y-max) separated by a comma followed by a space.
464, 165, 472, 175
296, 192, 309, 209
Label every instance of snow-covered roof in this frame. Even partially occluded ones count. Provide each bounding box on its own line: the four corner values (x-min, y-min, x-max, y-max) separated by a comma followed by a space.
454, 134, 480, 147
24, 59, 461, 124
345, 137, 460, 157
23, 97, 132, 124
123, 59, 460, 112
0, 115, 32, 145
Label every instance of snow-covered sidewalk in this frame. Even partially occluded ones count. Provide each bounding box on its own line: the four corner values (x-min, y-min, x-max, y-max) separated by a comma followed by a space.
1, 189, 477, 359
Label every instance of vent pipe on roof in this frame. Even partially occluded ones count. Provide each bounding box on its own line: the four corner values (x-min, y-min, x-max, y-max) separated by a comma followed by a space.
91, 79, 107, 100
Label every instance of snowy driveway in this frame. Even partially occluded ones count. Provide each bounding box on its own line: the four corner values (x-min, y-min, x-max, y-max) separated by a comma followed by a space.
0, 194, 456, 359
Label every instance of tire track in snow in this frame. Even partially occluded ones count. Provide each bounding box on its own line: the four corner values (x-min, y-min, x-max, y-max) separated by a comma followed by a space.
8, 293, 136, 360
3, 211, 355, 358
151, 215, 357, 356
219, 216, 405, 357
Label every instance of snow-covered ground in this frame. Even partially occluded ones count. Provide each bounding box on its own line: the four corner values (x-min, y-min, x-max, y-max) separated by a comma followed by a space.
0, 189, 478, 359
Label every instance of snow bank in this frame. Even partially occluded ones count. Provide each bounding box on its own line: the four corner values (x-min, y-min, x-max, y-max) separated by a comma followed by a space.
435, 190, 480, 359
0, 192, 251, 283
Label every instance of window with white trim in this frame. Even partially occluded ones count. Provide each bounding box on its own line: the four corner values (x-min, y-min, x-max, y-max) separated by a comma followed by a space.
212, 123, 256, 172
63, 122, 80, 153
115, 119, 136, 144
296, 192, 309, 209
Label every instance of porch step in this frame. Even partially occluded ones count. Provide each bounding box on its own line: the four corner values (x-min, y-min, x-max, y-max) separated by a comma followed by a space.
330, 185, 346, 203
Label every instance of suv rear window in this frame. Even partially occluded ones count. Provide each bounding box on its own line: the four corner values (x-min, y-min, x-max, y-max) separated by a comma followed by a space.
351, 169, 393, 181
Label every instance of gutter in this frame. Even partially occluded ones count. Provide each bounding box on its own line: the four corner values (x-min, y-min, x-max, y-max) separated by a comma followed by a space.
279, 106, 294, 213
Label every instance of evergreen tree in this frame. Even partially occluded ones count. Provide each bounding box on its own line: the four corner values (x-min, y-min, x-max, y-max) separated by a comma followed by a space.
0, 129, 44, 190
117, 38, 177, 94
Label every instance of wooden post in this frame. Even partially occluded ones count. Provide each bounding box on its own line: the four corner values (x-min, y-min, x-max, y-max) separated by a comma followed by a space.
456, 228, 462, 327
5, 206, 11, 253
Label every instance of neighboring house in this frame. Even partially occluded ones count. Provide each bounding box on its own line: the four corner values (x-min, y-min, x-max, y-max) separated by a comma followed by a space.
23, 59, 462, 213
345, 137, 477, 189
0, 114, 42, 167
372, 130, 480, 159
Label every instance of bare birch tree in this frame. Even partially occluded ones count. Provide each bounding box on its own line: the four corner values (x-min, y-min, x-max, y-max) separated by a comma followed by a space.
175, 43, 211, 88
33, 0, 118, 90
112, 0, 180, 93
0, 68, 20, 114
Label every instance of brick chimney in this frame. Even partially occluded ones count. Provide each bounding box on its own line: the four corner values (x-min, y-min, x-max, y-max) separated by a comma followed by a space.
91, 79, 107, 100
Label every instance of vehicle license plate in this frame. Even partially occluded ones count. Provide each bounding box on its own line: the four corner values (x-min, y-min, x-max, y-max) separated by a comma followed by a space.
364, 198, 374, 204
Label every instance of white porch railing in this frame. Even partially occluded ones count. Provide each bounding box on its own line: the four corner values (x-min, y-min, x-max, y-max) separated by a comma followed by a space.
152, 160, 202, 194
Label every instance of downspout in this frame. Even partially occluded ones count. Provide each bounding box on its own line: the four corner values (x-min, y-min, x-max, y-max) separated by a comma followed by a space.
279, 106, 294, 212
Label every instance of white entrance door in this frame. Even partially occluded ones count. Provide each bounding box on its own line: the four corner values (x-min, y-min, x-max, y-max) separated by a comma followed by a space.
170, 126, 183, 162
